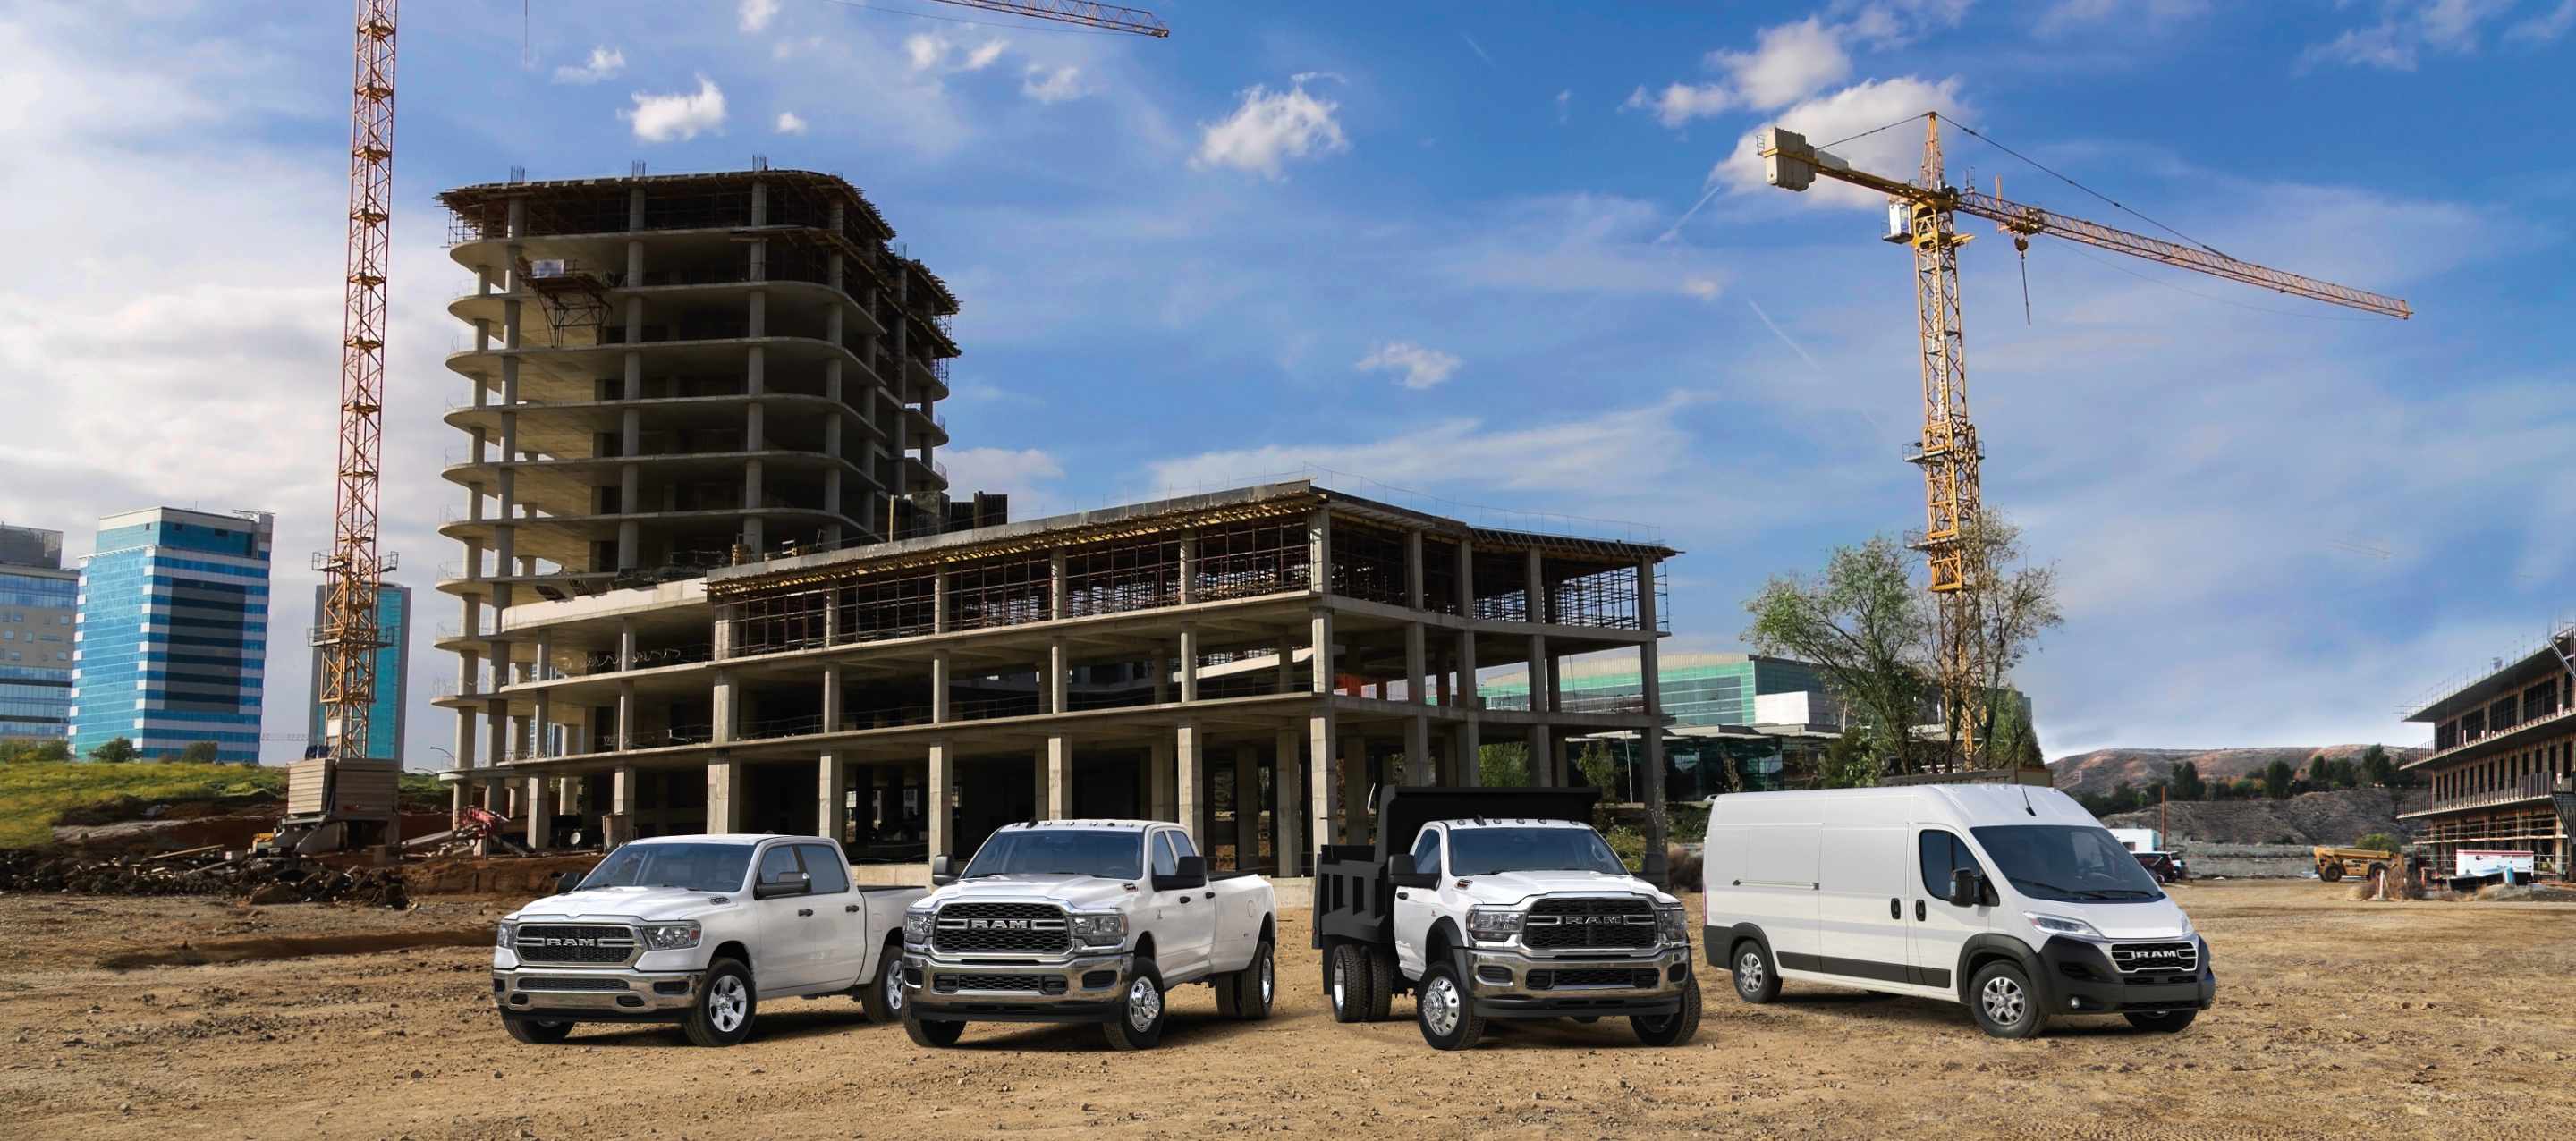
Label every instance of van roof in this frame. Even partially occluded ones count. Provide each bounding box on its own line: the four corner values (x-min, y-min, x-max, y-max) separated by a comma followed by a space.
1712, 783, 2097, 830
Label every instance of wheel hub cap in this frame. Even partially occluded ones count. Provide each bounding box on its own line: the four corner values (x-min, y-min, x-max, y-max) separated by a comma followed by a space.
1331, 960, 1346, 1010
1422, 976, 1461, 1037
1738, 951, 1764, 992
1259, 953, 1275, 1005
1981, 976, 2025, 1025
885, 968, 905, 1012
711, 975, 748, 1032
1128, 976, 1162, 1031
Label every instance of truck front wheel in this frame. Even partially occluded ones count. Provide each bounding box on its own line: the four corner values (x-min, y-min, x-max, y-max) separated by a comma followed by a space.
1415, 962, 1486, 1050
903, 1013, 966, 1047
1101, 962, 1168, 1050
1631, 975, 1702, 1046
682, 958, 757, 1047
501, 1016, 573, 1044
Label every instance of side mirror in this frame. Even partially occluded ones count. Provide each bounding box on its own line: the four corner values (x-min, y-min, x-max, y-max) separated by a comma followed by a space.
928, 854, 956, 887
1153, 855, 1208, 892
755, 870, 811, 900
1388, 853, 1438, 890
553, 870, 586, 894
1948, 867, 1986, 909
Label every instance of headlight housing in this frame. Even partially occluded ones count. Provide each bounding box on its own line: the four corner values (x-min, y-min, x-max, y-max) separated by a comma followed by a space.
1070, 911, 1127, 948
495, 921, 515, 949
1465, 908, 1523, 942
2022, 912, 2104, 939
903, 909, 936, 945
1656, 903, 1688, 945
640, 921, 701, 951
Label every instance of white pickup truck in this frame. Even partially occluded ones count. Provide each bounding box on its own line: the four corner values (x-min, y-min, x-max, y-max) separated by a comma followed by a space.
901, 819, 1276, 1050
1313, 788, 1701, 1050
492, 833, 927, 1046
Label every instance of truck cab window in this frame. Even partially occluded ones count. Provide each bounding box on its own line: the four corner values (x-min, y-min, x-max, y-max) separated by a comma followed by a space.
1168, 830, 1200, 862
758, 844, 801, 884
1409, 829, 1443, 877
1151, 833, 1179, 877
794, 844, 850, 893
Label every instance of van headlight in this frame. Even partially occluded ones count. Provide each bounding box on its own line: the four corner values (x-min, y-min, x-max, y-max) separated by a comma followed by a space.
1070, 911, 1127, 948
2022, 912, 2103, 939
904, 909, 936, 945
495, 921, 515, 949
1465, 908, 1523, 942
640, 922, 701, 951
1656, 904, 1688, 945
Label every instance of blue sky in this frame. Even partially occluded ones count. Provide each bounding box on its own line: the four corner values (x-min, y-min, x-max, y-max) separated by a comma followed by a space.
1, 0, 2569, 767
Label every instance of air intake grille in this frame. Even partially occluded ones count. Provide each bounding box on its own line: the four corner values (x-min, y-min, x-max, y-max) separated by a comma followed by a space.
513, 925, 636, 965
932, 903, 1071, 953
1522, 897, 1657, 950
1530, 968, 1657, 990
935, 973, 1067, 995
2107, 942, 2199, 975
514, 976, 631, 992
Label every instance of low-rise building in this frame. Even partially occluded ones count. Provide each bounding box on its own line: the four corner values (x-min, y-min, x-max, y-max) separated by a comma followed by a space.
2400, 626, 2576, 877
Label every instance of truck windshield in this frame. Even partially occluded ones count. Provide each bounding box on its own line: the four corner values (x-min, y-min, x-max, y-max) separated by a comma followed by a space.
576, 843, 755, 893
1970, 825, 2165, 903
962, 831, 1144, 880
1445, 828, 1627, 876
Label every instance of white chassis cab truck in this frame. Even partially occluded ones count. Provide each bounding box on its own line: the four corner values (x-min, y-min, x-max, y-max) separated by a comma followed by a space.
1312, 788, 1701, 1051
492, 834, 927, 1046
900, 819, 1277, 1050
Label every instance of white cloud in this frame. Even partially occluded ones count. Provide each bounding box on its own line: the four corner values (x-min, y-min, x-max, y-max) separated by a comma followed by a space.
774, 110, 807, 135
623, 75, 726, 142
2509, 0, 2576, 42
1712, 76, 1972, 207
739, 0, 781, 33
941, 447, 1067, 514
963, 38, 1009, 71
1191, 80, 1350, 180
905, 33, 944, 72
1355, 342, 1462, 390
1711, 17, 1852, 110
1623, 82, 1733, 128
906, 33, 1009, 73
1555, 89, 1572, 123
1681, 276, 1724, 301
550, 46, 624, 85
1021, 64, 1086, 104
1145, 395, 1703, 499
2298, 0, 2517, 71
2034, 0, 2210, 38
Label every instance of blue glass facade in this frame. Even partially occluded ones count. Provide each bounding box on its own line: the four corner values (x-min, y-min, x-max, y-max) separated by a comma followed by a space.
0, 535, 79, 743
72, 509, 275, 762
306, 582, 410, 761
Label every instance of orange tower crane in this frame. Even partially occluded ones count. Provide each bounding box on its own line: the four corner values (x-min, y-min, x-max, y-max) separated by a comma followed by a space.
1758, 114, 2410, 756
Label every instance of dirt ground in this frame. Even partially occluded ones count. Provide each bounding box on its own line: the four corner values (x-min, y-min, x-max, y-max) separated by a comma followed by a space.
3, 880, 2572, 1140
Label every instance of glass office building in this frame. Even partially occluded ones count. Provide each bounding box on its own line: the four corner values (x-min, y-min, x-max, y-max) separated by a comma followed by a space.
305, 581, 410, 762
1485, 653, 1843, 729
72, 508, 275, 762
0, 525, 78, 745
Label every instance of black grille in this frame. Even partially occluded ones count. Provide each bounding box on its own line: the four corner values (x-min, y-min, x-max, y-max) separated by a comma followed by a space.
514, 976, 631, 992
1530, 968, 1657, 990
2108, 942, 2199, 975
935, 973, 1067, 995
1522, 897, 1658, 950
933, 903, 1070, 953
513, 925, 636, 965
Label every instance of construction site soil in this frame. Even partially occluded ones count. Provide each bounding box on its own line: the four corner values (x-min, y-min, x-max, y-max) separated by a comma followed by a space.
4, 881, 2572, 1139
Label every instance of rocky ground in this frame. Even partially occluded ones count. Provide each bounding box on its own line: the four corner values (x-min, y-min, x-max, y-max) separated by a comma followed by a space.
3, 881, 2572, 1138
2101, 786, 2429, 847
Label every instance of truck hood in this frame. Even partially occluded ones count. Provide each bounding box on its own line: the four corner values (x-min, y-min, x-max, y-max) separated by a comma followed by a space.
1455, 869, 1676, 908
926, 873, 1136, 911
506, 885, 737, 924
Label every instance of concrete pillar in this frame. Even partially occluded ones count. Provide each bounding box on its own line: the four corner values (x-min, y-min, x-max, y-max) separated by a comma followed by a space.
1275, 726, 1302, 877
1636, 559, 1667, 880
1307, 506, 1333, 593
525, 777, 555, 849
712, 670, 738, 742
614, 680, 636, 751
1307, 604, 1338, 857
1404, 529, 1425, 609
1148, 740, 1177, 822
1232, 745, 1260, 870
1339, 733, 1368, 843
707, 757, 744, 834
1178, 532, 1199, 604
1177, 624, 1199, 703
1176, 722, 1203, 847
1407, 713, 1433, 785
930, 652, 952, 723
932, 570, 949, 634
1405, 621, 1428, 706
531, 689, 554, 759
928, 740, 955, 858
1276, 642, 1296, 694
1044, 735, 1072, 820
1526, 723, 1551, 788
1455, 630, 1479, 710
1152, 657, 1171, 705
609, 765, 637, 844
1049, 549, 1069, 618
1046, 638, 1069, 714
821, 664, 845, 734
819, 753, 847, 843
1457, 721, 1483, 787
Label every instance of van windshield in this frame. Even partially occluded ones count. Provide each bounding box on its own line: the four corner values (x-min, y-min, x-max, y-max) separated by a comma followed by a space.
1970, 825, 2165, 903
1445, 828, 1628, 876
577, 843, 754, 893
962, 830, 1145, 880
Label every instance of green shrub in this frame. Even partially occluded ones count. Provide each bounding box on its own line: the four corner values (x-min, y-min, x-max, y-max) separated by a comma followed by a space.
2354, 832, 2402, 855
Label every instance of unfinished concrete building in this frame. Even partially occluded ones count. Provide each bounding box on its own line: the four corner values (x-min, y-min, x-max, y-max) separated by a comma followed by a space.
2400, 625, 2576, 877
432, 168, 959, 785
436, 480, 1679, 878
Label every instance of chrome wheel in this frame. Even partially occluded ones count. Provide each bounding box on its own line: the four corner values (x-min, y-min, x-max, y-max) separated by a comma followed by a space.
883, 964, 906, 1014
1331, 959, 1347, 1011
1126, 976, 1163, 1032
1420, 973, 1462, 1037
709, 973, 750, 1034
1737, 950, 1765, 994
1259, 951, 1275, 1006
1980, 975, 2026, 1027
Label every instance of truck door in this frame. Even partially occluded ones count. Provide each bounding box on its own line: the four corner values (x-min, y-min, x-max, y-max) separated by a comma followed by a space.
751, 842, 822, 992
1907, 828, 1992, 992
792, 842, 862, 987
1389, 826, 1444, 980
1151, 830, 1215, 979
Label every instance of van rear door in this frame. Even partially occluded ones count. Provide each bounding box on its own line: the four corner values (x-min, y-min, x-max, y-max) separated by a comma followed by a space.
1818, 795, 1912, 987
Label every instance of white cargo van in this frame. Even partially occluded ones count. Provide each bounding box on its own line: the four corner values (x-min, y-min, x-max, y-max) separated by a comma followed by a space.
1702, 784, 2213, 1038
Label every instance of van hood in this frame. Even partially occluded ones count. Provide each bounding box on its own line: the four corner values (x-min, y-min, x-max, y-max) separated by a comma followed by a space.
927, 873, 1137, 911
2033, 896, 2195, 941
1454, 869, 1675, 908
507, 885, 738, 924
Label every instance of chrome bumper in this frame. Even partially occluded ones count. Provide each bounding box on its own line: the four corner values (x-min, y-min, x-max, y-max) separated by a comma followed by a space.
492, 966, 702, 1018
1462, 945, 1692, 1016
902, 946, 1136, 1021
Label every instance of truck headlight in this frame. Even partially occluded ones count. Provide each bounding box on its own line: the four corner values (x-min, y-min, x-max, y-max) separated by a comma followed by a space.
904, 909, 936, 945
2022, 912, 2103, 939
1656, 904, 1688, 945
1070, 911, 1127, 948
1465, 908, 1523, 942
640, 922, 701, 951
495, 921, 515, 949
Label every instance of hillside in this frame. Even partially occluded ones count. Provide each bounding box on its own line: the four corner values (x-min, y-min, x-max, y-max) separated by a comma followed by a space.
0, 761, 285, 849
2048, 744, 2429, 799
2098, 786, 2428, 848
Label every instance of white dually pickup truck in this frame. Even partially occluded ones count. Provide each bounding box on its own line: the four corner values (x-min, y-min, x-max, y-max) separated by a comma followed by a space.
1313, 787, 1701, 1050
493, 834, 926, 1046
901, 819, 1276, 1050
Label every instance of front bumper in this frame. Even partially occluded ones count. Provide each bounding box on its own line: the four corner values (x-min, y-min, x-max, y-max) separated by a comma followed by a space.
491, 966, 702, 1021
902, 946, 1136, 1024
2038, 936, 2216, 1015
1462, 944, 1693, 1018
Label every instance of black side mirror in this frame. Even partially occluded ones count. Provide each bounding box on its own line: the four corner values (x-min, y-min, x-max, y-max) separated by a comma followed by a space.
1948, 868, 1985, 908
1153, 855, 1208, 892
1388, 853, 1438, 890
755, 870, 811, 900
928, 854, 956, 887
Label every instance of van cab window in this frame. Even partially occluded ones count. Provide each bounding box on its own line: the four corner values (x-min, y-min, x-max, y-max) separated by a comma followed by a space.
793, 844, 850, 893
1409, 829, 1443, 877
1918, 830, 1986, 899
1970, 825, 2165, 903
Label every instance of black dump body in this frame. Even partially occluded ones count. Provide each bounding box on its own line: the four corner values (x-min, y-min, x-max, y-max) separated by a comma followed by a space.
1310, 786, 1601, 950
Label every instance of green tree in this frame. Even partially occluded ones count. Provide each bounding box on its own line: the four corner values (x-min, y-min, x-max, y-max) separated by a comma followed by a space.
1573, 741, 1626, 801
179, 740, 223, 764
2354, 832, 2402, 855
2360, 744, 2394, 787
2170, 760, 2207, 801
1818, 731, 1882, 789
2263, 758, 2296, 800
1744, 536, 1931, 775
2307, 755, 2332, 787
1478, 742, 1531, 788
2108, 780, 2139, 815
1945, 512, 2064, 767
1985, 698, 2045, 771
2329, 758, 2359, 790
89, 737, 138, 764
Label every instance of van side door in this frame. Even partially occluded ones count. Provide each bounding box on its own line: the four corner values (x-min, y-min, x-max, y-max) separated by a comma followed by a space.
1907, 828, 1993, 991
1818, 806, 1912, 988
1389, 825, 1445, 980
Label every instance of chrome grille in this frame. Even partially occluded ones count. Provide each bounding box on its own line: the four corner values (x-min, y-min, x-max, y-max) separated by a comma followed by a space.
2107, 941, 2199, 975
513, 925, 636, 965
932, 903, 1071, 953
1522, 897, 1658, 951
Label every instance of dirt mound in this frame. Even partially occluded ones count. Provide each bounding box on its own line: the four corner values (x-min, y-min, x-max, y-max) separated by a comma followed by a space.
403, 852, 600, 897
98, 927, 490, 970
0, 849, 410, 909
2050, 744, 2429, 798
2098, 787, 2426, 847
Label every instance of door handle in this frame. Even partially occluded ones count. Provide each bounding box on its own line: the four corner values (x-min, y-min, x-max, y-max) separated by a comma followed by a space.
844, 904, 860, 914
1395, 892, 1409, 900
797, 908, 814, 917
1888, 898, 1900, 920
1203, 892, 1216, 900
1915, 900, 1927, 922
1178, 896, 1191, 904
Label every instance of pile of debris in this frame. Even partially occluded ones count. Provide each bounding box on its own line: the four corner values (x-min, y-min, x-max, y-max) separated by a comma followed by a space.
0, 848, 410, 909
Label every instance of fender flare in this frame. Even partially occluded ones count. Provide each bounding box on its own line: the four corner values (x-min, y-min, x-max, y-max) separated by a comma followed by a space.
1707, 922, 1773, 971
1953, 934, 2045, 1006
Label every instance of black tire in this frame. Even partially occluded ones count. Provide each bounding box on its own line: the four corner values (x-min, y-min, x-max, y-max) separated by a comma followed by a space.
1414, 961, 1486, 1051
1966, 960, 2047, 1040
1216, 938, 1275, 1020
501, 1015, 573, 1044
860, 938, 907, 1024
1361, 946, 1396, 1022
1631, 975, 1703, 1046
2124, 1009, 2199, 1034
682, 957, 757, 1047
903, 1012, 966, 1047
1326, 942, 1372, 1024
2318, 863, 2343, 882
2367, 864, 2387, 884
1101, 961, 1168, 1050
1731, 940, 1781, 1004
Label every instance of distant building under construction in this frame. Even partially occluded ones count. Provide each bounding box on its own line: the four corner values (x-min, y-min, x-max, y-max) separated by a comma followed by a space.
2400, 626, 2576, 877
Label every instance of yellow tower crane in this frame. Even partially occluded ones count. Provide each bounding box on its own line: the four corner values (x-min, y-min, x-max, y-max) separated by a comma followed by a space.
1758, 114, 2410, 759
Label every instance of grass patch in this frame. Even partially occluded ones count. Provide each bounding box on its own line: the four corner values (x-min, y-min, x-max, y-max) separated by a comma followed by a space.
0, 761, 287, 849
